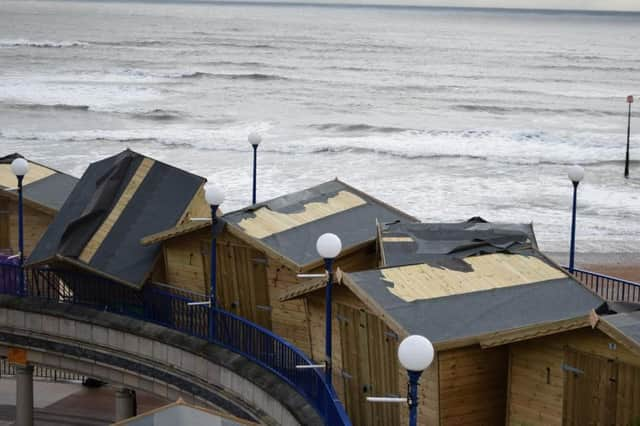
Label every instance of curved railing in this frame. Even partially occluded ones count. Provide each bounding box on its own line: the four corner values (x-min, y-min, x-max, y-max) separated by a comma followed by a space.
0, 263, 351, 426
565, 267, 640, 303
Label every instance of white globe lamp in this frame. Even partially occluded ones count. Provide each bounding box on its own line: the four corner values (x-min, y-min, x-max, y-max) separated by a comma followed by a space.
248, 132, 262, 146
398, 335, 434, 372
204, 184, 225, 206
568, 165, 584, 184
11, 158, 29, 177
316, 233, 342, 259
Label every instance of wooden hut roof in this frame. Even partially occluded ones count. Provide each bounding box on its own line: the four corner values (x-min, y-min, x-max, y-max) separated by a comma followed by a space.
142, 179, 417, 271
27, 149, 206, 289
0, 153, 78, 213
378, 217, 538, 268
597, 310, 640, 357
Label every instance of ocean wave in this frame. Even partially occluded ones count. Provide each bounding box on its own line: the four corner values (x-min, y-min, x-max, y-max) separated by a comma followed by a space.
1, 103, 90, 111
453, 104, 617, 116
533, 64, 639, 72
130, 109, 185, 121
0, 39, 88, 48
310, 123, 413, 133
178, 71, 288, 81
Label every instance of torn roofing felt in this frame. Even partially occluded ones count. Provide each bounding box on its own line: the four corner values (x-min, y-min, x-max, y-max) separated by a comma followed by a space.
379, 217, 538, 267
27, 150, 205, 288
222, 179, 417, 267
344, 251, 605, 344
0, 153, 78, 211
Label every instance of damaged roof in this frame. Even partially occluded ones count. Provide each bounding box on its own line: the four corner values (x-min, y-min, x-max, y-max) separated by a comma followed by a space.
342, 251, 604, 347
379, 217, 538, 267
222, 179, 417, 268
0, 153, 78, 212
27, 149, 205, 288
598, 310, 640, 356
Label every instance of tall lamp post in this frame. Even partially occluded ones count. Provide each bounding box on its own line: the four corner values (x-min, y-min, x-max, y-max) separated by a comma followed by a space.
204, 184, 225, 341
397, 335, 434, 426
248, 132, 261, 205
625, 95, 634, 178
316, 233, 342, 389
11, 158, 29, 296
568, 165, 584, 273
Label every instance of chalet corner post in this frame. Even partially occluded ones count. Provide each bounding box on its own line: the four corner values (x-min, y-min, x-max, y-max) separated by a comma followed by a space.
204, 184, 225, 341
567, 165, 584, 273
248, 132, 262, 205
626, 95, 633, 178
316, 233, 342, 391
10, 157, 29, 296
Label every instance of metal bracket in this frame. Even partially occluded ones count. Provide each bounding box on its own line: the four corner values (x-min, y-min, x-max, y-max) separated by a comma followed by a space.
561, 363, 584, 375
256, 305, 272, 312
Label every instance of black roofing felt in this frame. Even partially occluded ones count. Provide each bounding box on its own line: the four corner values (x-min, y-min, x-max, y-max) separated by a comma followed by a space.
28, 150, 205, 288
347, 269, 604, 343
223, 180, 416, 266
1, 153, 78, 211
381, 219, 537, 267
602, 311, 640, 348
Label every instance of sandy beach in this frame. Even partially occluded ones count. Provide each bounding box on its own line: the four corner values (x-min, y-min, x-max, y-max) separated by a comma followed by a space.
548, 251, 640, 282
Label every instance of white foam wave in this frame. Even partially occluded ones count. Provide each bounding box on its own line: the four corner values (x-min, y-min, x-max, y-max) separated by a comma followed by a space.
0, 39, 88, 48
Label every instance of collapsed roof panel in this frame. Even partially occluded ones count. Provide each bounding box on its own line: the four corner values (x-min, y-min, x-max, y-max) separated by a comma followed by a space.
27, 150, 205, 288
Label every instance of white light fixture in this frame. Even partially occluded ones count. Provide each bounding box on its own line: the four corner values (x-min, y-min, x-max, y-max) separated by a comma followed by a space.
316, 233, 342, 259
11, 158, 29, 177
567, 165, 584, 184
204, 184, 225, 206
398, 335, 434, 372
248, 132, 262, 146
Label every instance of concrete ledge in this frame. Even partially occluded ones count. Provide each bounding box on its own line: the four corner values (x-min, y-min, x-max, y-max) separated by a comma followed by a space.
0, 296, 321, 426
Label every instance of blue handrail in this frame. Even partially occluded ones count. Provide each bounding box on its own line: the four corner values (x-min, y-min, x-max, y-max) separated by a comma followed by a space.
0, 262, 351, 426
564, 266, 640, 303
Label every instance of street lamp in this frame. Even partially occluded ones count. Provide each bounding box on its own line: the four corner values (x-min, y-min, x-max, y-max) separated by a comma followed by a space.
625, 95, 634, 178
248, 132, 262, 205
397, 335, 434, 426
11, 158, 29, 296
204, 184, 224, 340
316, 233, 342, 389
567, 165, 584, 273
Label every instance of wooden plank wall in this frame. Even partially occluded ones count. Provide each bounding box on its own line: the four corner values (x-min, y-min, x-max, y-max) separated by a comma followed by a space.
507, 327, 640, 426
6, 200, 53, 257
163, 229, 209, 294
0, 198, 9, 251
438, 345, 508, 425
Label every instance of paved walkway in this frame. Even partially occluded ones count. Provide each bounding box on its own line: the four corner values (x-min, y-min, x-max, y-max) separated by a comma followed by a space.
0, 377, 167, 425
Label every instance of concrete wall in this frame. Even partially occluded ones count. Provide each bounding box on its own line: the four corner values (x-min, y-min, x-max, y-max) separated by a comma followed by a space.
0, 296, 323, 426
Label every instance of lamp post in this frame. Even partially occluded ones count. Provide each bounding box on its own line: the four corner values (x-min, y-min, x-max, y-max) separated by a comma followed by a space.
567, 165, 584, 273
316, 233, 342, 389
625, 95, 634, 178
397, 335, 434, 426
204, 184, 224, 341
11, 158, 29, 296
248, 132, 261, 205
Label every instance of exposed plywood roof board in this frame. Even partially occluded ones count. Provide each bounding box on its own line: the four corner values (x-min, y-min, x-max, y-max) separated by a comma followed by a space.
236, 190, 366, 239
0, 153, 78, 212
379, 219, 538, 268
223, 179, 417, 267
382, 253, 566, 302
345, 253, 605, 345
27, 150, 205, 288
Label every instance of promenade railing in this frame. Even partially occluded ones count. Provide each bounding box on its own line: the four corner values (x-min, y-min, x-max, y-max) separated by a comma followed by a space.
565, 267, 640, 304
0, 262, 351, 426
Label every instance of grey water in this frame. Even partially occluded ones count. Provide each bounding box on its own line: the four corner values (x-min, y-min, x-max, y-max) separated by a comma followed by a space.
0, 0, 639, 253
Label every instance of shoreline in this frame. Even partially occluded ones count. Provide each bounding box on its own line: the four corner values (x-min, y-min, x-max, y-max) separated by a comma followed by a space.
546, 251, 640, 282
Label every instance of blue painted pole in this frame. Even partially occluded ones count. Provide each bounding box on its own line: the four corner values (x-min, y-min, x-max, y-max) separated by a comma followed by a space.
17, 175, 25, 296
252, 144, 258, 205
569, 181, 579, 273
407, 370, 422, 426
324, 258, 334, 389
209, 205, 219, 341
625, 101, 632, 178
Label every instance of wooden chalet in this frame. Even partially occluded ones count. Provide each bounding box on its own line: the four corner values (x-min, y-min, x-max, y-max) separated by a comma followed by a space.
27, 149, 207, 289
141, 179, 417, 353
280, 219, 640, 425
0, 154, 77, 257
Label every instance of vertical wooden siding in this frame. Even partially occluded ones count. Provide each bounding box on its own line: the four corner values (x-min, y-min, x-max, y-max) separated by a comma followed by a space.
6, 201, 53, 257
438, 345, 508, 425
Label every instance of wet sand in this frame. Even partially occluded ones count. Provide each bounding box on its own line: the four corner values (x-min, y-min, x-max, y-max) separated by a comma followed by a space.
547, 252, 640, 282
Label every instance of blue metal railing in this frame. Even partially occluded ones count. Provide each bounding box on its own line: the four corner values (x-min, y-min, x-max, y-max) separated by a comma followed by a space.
565, 267, 640, 304
0, 262, 350, 426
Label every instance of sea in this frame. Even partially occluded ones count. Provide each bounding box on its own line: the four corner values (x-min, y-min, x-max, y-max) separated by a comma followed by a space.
0, 0, 639, 254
